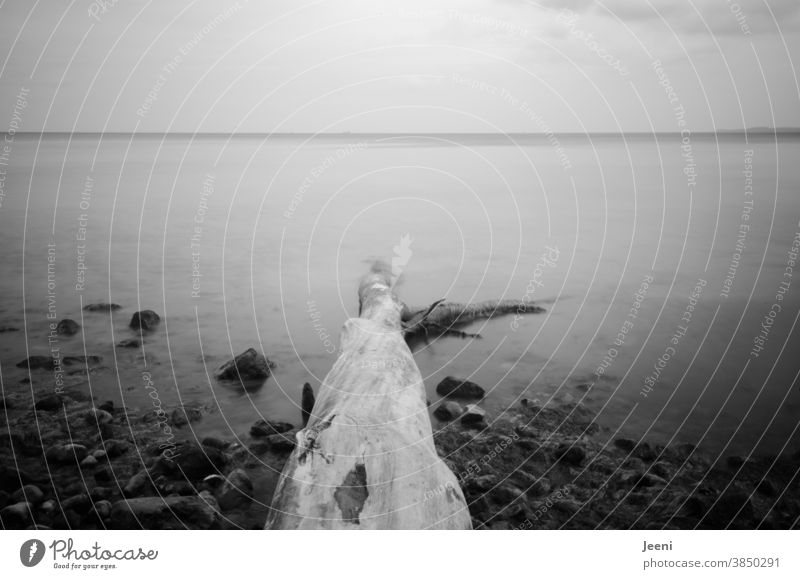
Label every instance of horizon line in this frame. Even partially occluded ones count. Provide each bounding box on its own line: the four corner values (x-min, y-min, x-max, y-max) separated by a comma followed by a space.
6, 128, 800, 137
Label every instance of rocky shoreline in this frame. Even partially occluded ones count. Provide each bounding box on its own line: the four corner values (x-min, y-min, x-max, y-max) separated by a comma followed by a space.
1, 310, 798, 530
2, 379, 797, 529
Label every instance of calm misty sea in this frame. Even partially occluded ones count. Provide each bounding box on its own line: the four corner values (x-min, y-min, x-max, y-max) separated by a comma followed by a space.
1, 132, 799, 455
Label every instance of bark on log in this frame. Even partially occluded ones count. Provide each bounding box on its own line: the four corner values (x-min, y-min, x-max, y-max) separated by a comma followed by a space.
402, 298, 545, 340
266, 271, 472, 529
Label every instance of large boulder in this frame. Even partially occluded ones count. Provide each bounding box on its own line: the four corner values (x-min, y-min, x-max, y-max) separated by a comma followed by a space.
214, 348, 274, 382
129, 310, 160, 331
435, 376, 486, 400
109, 496, 217, 529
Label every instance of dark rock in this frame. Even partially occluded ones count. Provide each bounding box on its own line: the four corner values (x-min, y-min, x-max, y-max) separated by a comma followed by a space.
614, 438, 637, 452
650, 461, 673, 479
170, 407, 203, 428
465, 474, 499, 494
757, 479, 777, 497
198, 490, 221, 514
61, 494, 90, 514
708, 490, 754, 524
0, 396, 13, 410
46, 443, 88, 464
0, 501, 32, 529
491, 483, 524, 505
94, 467, 113, 484
109, 496, 217, 529
675, 442, 696, 459
726, 455, 747, 469
214, 348, 274, 382
201, 437, 227, 451
129, 310, 160, 331
94, 500, 112, 519
0, 490, 8, 509
123, 471, 152, 497
433, 401, 463, 421
56, 319, 80, 336
266, 431, 297, 453
11, 485, 44, 504
80, 456, 99, 468
98, 400, 114, 413
554, 443, 586, 466
461, 404, 486, 427
63, 355, 102, 366
85, 407, 113, 425
250, 419, 294, 437
83, 303, 122, 312
90, 487, 112, 501
0, 467, 35, 493
116, 338, 141, 349
632, 442, 657, 462
248, 440, 271, 455
102, 439, 130, 458
683, 495, 707, 517
161, 481, 195, 496
34, 394, 64, 412
436, 376, 485, 400
169, 445, 226, 480
0, 326, 19, 333
16, 355, 54, 371
217, 468, 254, 511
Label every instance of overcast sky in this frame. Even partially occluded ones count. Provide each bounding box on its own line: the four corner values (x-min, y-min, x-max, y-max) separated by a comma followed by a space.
1, 0, 798, 132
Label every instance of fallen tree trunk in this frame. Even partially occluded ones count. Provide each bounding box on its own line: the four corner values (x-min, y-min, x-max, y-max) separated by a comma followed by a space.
401, 298, 544, 340
266, 270, 472, 529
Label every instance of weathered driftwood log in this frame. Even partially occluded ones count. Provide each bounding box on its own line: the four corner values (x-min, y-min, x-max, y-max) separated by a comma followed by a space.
401, 298, 545, 340
266, 271, 472, 529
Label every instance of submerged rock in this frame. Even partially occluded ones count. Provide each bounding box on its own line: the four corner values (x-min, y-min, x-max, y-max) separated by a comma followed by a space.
83, 303, 122, 312
436, 376, 485, 400
170, 407, 203, 428
214, 348, 274, 382
250, 419, 294, 437
16, 356, 54, 371
129, 310, 160, 331
433, 401, 463, 421
116, 338, 141, 349
56, 319, 80, 336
